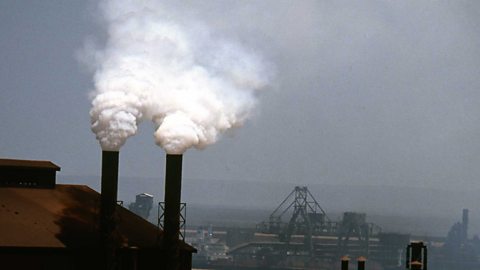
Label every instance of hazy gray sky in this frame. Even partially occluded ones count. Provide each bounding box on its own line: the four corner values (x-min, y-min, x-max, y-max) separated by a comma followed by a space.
1, 0, 480, 198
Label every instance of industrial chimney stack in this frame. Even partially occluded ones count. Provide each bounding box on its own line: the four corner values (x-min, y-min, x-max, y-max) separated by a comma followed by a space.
100, 150, 120, 269
163, 154, 183, 270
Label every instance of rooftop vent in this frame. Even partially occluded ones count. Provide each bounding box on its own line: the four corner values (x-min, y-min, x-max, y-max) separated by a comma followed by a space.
0, 158, 60, 189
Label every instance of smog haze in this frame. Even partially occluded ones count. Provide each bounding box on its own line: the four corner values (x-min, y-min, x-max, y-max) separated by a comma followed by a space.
1, 1, 480, 234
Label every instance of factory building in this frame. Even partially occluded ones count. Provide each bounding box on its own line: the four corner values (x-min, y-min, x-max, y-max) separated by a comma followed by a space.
0, 158, 195, 270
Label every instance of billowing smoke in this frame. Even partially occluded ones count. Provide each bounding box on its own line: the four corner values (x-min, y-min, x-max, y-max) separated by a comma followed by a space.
86, 0, 271, 154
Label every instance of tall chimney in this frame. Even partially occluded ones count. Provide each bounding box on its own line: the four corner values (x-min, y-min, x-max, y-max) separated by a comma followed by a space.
163, 154, 183, 270
100, 150, 119, 269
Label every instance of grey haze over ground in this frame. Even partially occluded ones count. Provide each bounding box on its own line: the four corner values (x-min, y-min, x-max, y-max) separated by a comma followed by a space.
1, 1, 480, 235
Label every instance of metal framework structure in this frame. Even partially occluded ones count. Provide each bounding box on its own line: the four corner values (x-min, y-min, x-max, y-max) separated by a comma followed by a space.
259, 187, 330, 232
257, 186, 383, 258
158, 202, 187, 241
257, 186, 332, 254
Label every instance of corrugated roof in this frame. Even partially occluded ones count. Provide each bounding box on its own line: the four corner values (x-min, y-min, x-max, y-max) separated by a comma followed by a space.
0, 184, 193, 251
0, 158, 60, 171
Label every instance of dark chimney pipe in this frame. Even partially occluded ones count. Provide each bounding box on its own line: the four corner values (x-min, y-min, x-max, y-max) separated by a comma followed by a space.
100, 150, 119, 269
357, 257, 366, 270
163, 154, 183, 270
341, 256, 349, 270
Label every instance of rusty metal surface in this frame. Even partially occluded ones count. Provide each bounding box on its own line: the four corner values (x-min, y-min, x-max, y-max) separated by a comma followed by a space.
0, 158, 60, 171
0, 184, 171, 249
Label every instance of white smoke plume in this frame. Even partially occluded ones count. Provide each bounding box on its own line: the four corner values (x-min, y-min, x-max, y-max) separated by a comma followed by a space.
87, 0, 271, 153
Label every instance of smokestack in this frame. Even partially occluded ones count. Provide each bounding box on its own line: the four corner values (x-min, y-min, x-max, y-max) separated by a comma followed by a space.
357, 257, 366, 270
100, 151, 119, 269
163, 154, 183, 270
341, 256, 349, 270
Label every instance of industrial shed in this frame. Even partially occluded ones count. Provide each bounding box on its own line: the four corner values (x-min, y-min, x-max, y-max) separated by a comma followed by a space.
0, 158, 195, 270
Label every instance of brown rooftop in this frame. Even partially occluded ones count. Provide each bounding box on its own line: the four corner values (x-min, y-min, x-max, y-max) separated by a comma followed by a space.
0, 184, 195, 270
0, 184, 193, 251
0, 158, 60, 171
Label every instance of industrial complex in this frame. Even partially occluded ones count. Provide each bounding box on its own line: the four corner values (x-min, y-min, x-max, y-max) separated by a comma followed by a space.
1, 156, 477, 270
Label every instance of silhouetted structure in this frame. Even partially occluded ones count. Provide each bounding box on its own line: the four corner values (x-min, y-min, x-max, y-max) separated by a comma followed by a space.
128, 193, 153, 220
256, 186, 383, 259
337, 212, 371, 255
430, 208, 479, 270
100, 151, 120, 269
0, 158, 60, 188
406, 242, 427, 270
0, 158, 195, 270
257, 186, 330, 255
227, 186, 405, 269
341, 255, 349, 270
357, 256, 366, 270
339, 256, 368, 270
163, 154, 184, 270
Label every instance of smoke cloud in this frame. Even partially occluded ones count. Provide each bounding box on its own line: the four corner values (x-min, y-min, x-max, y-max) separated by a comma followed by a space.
87, 0, 271, 153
